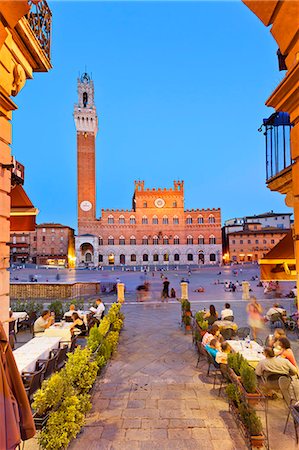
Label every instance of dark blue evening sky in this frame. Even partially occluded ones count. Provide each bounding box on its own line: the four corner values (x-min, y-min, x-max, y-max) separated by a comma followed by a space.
13, 1, 291, 232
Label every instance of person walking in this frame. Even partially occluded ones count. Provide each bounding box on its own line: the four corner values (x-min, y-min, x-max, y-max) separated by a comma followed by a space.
246, 296, 263, 340
161, 277, 170, 301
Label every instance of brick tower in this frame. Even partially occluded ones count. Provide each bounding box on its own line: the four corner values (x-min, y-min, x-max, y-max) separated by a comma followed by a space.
74, 73, 98, 233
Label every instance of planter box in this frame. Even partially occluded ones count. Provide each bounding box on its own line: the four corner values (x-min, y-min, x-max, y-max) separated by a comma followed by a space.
228, 368, 264, 406
229, 402, 265, 449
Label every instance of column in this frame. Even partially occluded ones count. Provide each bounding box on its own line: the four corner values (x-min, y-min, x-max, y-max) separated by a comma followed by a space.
117, 282, 125, 303
180, 281, 188, 300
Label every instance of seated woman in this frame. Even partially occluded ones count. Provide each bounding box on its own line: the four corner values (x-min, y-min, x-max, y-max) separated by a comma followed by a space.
70, 312, 87, 336
205, 339, 221, 367
202, 324, 222, 347
277, 337, 298, 367
204, 305, 218, 326
215, 342, 231, 365
266, 328, 286, 349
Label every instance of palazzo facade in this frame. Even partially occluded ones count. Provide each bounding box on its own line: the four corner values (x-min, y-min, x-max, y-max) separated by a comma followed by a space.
74, 75, 221, 266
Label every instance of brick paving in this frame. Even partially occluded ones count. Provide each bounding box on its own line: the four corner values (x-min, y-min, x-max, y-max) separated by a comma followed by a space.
70, 302, 291, 450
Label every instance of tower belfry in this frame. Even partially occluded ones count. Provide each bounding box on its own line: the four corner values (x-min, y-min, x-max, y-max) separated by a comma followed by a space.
74, 73, 98, 233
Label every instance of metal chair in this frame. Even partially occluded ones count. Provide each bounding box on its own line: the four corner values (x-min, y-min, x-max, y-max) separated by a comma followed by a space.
221, 328, 234, 340
51, 344, 68, 371
36, 353, 58, 380
223, 316, 234, 322
279, 376, 298, 433
290, 405, 299, 444
236, 327, 251, 339
269, 313, 285, 330
22, 367, 44, 403
254, 337, 264, 346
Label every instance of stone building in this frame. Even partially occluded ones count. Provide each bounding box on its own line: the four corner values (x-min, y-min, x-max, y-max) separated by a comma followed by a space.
74, 75, 221, 267
224, 222, 290, 264
0, 1, 52, 323
29, 223, 76, 268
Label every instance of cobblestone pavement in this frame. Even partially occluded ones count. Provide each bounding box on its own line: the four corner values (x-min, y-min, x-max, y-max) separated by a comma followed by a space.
69, 303, 298, 450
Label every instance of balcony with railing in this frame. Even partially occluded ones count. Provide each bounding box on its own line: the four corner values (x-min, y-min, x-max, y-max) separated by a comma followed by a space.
26, 0, 51, 60
259, 112, 293, 194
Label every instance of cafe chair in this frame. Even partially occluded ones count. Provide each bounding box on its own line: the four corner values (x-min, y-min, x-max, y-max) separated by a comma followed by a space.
279, 375, 298, 434
51, 344, 69, 371
64, 316, 73, 323
236, 327, 251, 339
254, 337, 264, 346
223, 316, 234, 322
18, 312, 37, 335
21, 367, 44, 403
269, 313, 285, 330
221, 328, 234, 340
196, 342, 207, 367
69, 335, 78, 353
290, 405, 299, 444
35, 353, 58, 380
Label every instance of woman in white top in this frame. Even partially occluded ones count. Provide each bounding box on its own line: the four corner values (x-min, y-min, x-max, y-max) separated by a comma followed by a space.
221, 303, 234, 321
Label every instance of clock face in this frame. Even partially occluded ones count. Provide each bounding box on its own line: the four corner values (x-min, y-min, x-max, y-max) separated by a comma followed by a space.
80, 200, 92, 212
155, 198, 165, 208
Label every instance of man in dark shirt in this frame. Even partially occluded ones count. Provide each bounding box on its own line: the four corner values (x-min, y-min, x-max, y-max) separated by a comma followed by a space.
162, 278, 170, 300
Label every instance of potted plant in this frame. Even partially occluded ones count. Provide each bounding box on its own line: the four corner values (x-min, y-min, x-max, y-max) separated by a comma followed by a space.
181, 299, 191, 315
238, 361, 263, 405
239, 403, 264, 448
183, 314, 192, 331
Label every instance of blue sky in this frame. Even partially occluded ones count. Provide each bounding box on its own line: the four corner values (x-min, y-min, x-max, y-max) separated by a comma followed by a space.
13, 1, 291, 232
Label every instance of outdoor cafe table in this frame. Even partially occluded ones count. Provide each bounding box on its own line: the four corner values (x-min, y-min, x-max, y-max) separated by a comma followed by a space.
44, 322, 74, 341
13, 336, 61, 374
227, 339, 265, 368
12, 311, 28, 333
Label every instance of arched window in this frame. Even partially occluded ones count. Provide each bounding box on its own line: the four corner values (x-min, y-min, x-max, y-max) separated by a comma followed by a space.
131, 254, 136, 262
85, 252, 92, 262
209, 235, 216, 244
98, 254, 103, 263
108, 215, 114, 224
208, 214, 215, 224
162, 216, 168, 225
130, 236, 136, 245
119, 215, 125, 224
98, 236, 103, 246
152, 215, 158, 224
143, 254, 149, 262
186, 215, 192, 224
142, 216, 148, 224
173, 235, 180, 245
187, 235, 193, 245
198, 235, 204, 245
173, 201, 177, 207
142, 236, 149, 245
130, 216, 136, 224
108, 236, 114, 245
153, 254, 159, 262
173, 216, 179, 225
187, 254, 193, 261
120, 254, 125, 264
163, 236, 169, 245
83, 92, 88, 107
164, 253, 169, 262
210, 253, 216, 262
197, 215, 204, 224
153, 236, 159, 245
119, 235, 125, 245
174, 254, 180, 261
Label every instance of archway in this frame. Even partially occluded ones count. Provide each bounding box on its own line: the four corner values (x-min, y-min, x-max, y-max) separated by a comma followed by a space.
80, 242, 94, 264
198, 252, 205, 264
108, 253, 115, 265
120, 254, 126, 265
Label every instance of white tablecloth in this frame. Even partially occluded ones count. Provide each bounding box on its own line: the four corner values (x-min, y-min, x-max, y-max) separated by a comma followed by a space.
227, 340, 265, 365
12, 311, 28, 333
44, 322, 73, 341
13, 336, 61, 374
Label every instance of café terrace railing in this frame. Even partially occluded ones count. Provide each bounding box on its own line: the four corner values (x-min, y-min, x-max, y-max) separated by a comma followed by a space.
259, 112, 293, 182
26, 0, 52, 60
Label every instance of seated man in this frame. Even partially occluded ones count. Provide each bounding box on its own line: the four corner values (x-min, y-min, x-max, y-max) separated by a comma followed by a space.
90, 298, 105, 320
64, 304, 77, 319
255, 347, 298, 395
221, 303, 234, 321
265, 303, 286, 324
34, 310, 54, 336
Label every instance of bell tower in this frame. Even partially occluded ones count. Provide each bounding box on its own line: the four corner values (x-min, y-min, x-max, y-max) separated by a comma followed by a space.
74, 73, 98, 233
